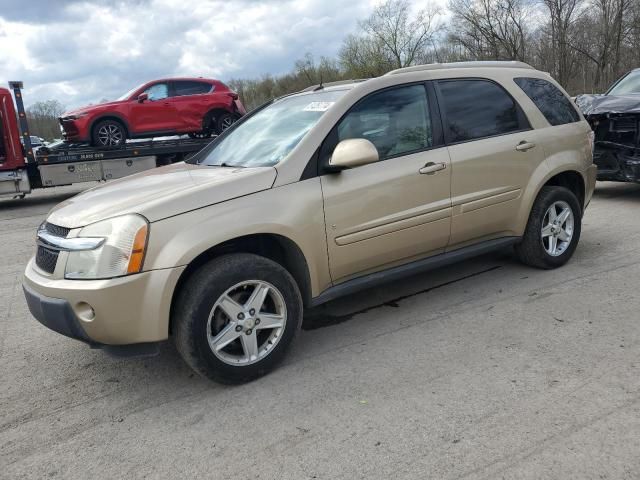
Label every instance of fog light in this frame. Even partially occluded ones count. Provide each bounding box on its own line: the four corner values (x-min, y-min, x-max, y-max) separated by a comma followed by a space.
76, 302, 95, 322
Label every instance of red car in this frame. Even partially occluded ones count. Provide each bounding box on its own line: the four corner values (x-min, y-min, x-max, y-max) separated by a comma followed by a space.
59, 78, 246, 146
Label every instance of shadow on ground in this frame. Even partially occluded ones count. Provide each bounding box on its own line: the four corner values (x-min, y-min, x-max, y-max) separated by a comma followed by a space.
592, 181, 640, 200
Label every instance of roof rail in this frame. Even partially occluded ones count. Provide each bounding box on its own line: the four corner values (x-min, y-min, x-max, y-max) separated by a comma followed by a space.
300, 79, 368, 92
385, 61, 534, 76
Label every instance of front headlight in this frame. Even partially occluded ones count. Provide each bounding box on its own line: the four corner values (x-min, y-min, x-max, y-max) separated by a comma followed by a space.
63, 112, 89, 121
65, 214, 149, 280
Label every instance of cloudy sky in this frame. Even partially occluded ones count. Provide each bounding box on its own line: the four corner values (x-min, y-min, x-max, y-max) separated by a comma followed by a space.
0, 0, 384, 110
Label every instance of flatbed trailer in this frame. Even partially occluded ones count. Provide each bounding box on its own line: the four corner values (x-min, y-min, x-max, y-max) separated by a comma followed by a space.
0, 82, 213, 198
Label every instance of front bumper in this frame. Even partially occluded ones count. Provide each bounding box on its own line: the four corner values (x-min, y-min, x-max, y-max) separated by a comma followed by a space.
593, 142, 640, 182
23, 258, 185, 346
59, 117, 89, 143
23, 282, 94, 344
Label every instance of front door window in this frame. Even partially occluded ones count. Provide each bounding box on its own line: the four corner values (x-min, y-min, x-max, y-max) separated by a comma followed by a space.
144, 83, 169, 101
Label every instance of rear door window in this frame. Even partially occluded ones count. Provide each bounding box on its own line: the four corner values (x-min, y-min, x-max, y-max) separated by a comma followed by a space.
437, 79, 528, 143
173, 81, 213, 97
514, 77, 580, 126
336, 84, 433, 160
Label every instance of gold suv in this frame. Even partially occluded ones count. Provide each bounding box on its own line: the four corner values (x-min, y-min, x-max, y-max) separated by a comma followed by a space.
23, 62, 597, 383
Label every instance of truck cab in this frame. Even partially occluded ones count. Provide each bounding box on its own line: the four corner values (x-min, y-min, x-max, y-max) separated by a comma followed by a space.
0, 87, 31, 197
0, 87, 25, 171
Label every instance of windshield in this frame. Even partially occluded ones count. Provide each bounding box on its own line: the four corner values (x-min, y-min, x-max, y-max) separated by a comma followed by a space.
199, 89, 348, 168
608, 70, 640, 95
116, 83, 144, 101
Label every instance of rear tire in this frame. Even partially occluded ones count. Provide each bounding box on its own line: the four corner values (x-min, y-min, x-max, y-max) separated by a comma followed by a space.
91, 119, 126, 147
173, 253, 303, 384
515, 186, 582, 269
188, 111, 216, 139
215, 112, 235, 134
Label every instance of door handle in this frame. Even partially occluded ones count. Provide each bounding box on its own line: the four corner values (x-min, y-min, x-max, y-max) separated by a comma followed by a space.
515, 141, 536, 152
419, 162, 447, 175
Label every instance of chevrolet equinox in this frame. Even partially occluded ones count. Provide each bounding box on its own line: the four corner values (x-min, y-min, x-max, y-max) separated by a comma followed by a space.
24, 62, 597, 383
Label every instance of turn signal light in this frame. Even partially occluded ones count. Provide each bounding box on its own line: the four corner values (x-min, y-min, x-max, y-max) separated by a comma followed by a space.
127, 224, 148, 274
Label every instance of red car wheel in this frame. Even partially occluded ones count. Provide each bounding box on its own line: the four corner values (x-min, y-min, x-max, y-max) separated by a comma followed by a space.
92, 120, 126, 147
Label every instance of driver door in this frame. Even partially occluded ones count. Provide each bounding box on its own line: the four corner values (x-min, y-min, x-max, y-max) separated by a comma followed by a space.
321, 83, 452, 283
129, 82, 178, 135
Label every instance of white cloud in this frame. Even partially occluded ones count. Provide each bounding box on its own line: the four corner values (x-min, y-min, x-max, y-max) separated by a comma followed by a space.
0, 0, 375, 110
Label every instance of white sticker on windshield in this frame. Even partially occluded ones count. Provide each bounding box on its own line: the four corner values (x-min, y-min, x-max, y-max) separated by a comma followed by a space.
303, 101, 334, 112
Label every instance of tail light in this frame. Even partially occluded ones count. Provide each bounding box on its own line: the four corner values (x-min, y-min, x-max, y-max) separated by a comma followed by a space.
587, 130, 595, 159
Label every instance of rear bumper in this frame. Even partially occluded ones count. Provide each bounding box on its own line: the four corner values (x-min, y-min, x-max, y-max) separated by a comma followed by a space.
233, 99, 247, 116
585, 164, 597, 208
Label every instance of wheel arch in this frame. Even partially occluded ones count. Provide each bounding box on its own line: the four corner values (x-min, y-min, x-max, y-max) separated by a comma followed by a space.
541, 170, 585, 212
203, 107, 235, 129
516, 167, 587, 236
168, 233, 313, 335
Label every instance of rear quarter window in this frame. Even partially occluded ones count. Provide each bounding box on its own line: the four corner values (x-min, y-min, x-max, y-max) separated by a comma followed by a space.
514, 77, 580, 126
436, 79, 529, 143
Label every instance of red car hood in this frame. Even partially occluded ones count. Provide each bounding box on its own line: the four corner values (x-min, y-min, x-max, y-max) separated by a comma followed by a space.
61, 100, 125, 117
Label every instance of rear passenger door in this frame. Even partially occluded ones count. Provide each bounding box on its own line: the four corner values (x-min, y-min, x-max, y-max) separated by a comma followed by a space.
435, 78, 546, 248
169, 81, 214, 132
513, 76, 590, 180
321, 83, 452, 282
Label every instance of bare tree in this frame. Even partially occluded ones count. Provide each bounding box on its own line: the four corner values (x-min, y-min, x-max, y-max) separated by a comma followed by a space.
340, 0, 441, 76
536, 0, 583, 87
448, 0, 532, 61
228, 0, 640, 107
339, 34, 397, 77
26, 100, 66, 141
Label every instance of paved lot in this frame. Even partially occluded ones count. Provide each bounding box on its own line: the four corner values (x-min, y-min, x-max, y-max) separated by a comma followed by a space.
1, 182, 640, 479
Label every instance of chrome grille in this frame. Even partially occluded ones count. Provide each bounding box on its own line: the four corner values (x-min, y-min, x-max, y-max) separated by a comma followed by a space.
35, 222, 70, 274
35, 245, 59, 274
43, 222, 71, 237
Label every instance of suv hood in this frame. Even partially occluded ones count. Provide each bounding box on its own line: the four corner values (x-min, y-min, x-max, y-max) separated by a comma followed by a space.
575, 93, 640, 116
47, 162, 277, 228
61, 100, 124, 117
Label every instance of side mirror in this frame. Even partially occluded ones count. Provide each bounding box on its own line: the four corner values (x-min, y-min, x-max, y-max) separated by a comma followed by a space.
137, 93, 148, 103
328, 138, 379, 171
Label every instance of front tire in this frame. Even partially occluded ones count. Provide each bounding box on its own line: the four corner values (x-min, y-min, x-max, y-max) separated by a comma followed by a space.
515, 186, 582, 269
91, 119, 126, 147
173, 253, 303, 384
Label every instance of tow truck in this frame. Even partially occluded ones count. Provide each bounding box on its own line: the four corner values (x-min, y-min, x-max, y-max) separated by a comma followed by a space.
0, 81, 214, 199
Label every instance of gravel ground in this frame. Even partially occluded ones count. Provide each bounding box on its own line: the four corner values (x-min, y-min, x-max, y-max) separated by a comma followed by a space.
1, 181, 639, 479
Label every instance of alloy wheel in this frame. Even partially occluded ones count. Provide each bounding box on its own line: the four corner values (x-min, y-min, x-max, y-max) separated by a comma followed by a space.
206, 280, 287, 366
97, 124, 124, 146
541, 200, 574, 256
220, 115, 234, 131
